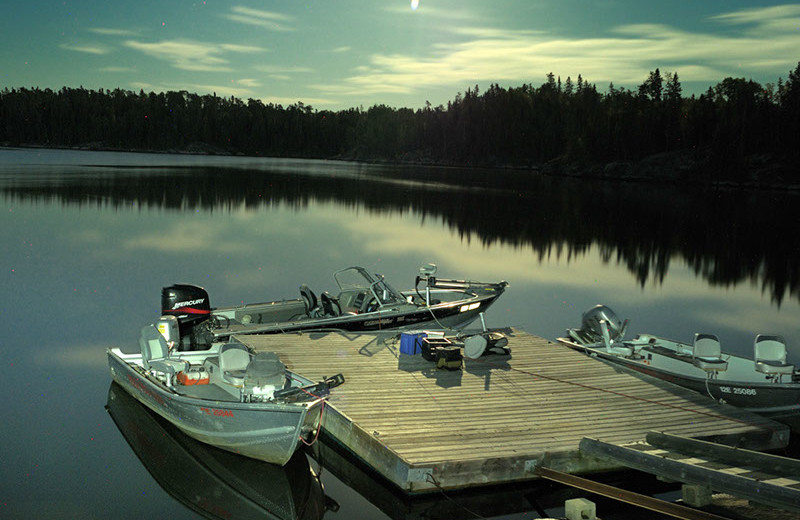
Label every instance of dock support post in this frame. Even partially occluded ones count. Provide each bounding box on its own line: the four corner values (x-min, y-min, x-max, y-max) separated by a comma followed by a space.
565, 498, 596, 520
682, 484, 713, 507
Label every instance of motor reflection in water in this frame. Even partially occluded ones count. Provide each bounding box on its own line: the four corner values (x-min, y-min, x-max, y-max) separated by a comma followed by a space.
106, 382, 338, 520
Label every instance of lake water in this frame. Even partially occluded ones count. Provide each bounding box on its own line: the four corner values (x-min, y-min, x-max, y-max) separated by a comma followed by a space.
2, 147, 799, 519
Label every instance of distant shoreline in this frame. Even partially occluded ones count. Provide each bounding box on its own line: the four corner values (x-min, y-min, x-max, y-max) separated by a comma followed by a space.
2, 142, 797, 191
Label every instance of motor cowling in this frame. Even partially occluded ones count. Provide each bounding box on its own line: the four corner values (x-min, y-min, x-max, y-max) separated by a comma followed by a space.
161, 284, 212, 349
579, 304, 626, 343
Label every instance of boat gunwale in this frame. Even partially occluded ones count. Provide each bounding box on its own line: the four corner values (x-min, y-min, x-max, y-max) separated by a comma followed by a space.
556, 336, 800, 414
107, 347, 324, 412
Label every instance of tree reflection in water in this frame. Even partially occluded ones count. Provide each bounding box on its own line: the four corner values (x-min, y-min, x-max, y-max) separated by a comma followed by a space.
2, 158, 798, 305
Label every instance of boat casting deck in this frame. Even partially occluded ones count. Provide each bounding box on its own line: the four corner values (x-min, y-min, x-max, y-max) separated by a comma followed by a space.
238, 329, 789, 493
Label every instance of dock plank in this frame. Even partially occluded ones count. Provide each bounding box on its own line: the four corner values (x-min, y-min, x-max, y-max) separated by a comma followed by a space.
238, 329, 789, 493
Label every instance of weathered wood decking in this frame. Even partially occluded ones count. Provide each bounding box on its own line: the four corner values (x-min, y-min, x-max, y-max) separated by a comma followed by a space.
238, 329, 789, 493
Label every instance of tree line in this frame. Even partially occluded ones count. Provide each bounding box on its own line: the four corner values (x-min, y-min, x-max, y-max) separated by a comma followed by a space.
2, 63, 799, 182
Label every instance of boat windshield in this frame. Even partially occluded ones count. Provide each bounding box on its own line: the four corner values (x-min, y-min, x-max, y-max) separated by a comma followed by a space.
334, 267, 406, 307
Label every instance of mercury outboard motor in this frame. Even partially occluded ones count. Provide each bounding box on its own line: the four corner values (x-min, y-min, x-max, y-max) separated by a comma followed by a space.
161, 284, 212, 350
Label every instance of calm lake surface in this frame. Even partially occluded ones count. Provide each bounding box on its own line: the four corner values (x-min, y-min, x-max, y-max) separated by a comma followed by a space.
2, 147, 799, 519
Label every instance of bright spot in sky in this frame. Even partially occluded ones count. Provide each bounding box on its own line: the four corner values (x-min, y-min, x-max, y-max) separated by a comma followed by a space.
411, 0, 419, 11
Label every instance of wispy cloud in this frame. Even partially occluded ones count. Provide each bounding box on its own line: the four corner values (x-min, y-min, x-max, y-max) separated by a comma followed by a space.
124, 39, 264, 72
318, 5, 800, 98
99, 66, 136, 73
254, 64, 313, 82
711, 4, 800, 26
88, 27, 139, 37
60, 43, 110, 55
255, 65, 313, 74
225, 6, 295, 32
383, 3, 478, 21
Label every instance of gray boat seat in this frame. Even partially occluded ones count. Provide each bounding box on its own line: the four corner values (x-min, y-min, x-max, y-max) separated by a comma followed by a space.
219, 343, 252, 387
320, 291, 341, 317
754, 334, 794, 377
244, 352, 288, 390
691, 333, 728, 373
140, 324, 189, 386
300, 284, 320, 317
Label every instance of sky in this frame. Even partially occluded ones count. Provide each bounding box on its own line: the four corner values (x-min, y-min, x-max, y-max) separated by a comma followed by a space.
2, 1, 800, 110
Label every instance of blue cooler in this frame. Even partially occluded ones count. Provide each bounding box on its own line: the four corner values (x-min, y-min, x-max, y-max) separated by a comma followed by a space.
400, 332, 425, 355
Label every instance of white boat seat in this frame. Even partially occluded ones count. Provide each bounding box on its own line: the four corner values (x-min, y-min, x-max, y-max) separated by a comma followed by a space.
140, 324, 189, 386
754, 334, 794, 376
244, 352, 288, 389
219, 343, 252, 387
691, 333, 728, 372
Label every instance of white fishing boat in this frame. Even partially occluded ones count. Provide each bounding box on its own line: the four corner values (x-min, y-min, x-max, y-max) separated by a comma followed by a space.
558, 305, 800, 424
107, 320, 344, 465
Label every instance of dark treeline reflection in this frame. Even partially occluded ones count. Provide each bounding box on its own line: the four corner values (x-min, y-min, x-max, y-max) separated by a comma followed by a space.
3, 165, 799, 304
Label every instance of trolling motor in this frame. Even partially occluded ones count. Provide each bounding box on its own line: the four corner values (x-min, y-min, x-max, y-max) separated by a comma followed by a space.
415, 263, 438, 306
160, 284, 214, 350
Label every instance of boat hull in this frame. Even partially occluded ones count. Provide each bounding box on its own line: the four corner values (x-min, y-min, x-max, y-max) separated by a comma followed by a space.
558, 339, 800, 421
106, 381, 327, 520
212, 291, 503, 338
107, 349, 322, 465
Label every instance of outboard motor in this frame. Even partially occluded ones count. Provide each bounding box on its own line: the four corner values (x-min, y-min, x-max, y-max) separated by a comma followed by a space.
161, 284, 212, 350
571, 304, 628, 345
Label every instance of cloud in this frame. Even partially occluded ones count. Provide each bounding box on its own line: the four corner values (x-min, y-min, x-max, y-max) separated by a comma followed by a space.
124, 39, 265, 72
318, 5, 800, 98
100, 66, 136, 73
88, 27, 139, 37
254, 65, 313, 74
60, 43, 110, 55
225, 6, 295, 32
383, 3, 478, 21
711, 4, 800, 26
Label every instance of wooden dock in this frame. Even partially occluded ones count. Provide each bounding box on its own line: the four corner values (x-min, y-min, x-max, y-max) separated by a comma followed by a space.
238, 329, 790, 493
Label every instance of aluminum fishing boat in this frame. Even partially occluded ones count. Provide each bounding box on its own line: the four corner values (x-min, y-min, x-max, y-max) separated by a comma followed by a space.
161, 264, 508, 348
107, 321, 344, 466
557, 305, 800, 424
106, 381, 335, 520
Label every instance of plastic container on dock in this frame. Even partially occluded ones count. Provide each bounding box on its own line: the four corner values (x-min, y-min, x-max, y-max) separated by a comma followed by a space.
400, 332, 425, 355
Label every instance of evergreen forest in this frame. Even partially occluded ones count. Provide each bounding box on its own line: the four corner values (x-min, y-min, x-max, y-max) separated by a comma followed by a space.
2, 63, 799, 183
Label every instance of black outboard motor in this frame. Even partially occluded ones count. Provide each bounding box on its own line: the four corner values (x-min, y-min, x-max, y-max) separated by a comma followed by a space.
161, 284, 212, 350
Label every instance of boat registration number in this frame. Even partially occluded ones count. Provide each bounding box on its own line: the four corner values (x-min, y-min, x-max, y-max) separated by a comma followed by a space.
719, 386, 757, 396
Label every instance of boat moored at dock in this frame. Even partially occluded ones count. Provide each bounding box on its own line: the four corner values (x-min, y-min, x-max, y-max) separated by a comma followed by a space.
161, 264, 508, 347
107, 321, 344, 465
558, 305, 800, 424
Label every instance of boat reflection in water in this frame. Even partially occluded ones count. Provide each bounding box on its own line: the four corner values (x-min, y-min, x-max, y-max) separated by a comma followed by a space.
106, 382, 338, 520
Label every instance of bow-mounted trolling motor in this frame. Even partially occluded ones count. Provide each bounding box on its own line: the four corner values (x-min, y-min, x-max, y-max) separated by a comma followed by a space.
414, 263, 510, 307
415, 263, 439, 306
160, 284, 213, 350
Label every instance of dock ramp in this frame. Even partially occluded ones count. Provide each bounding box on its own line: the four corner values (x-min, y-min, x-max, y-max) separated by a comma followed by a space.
580, 431, 800, 513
